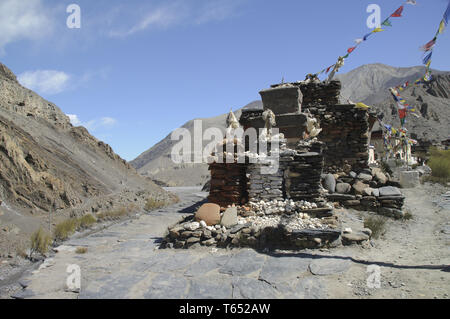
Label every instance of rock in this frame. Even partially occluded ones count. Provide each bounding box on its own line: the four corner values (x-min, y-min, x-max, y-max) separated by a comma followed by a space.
342, 232, 370, 245
372, 188, 380, 197
399, 171, 420, 189
336, 183, 351, 194
364, 188, 373, 196
343, 228, 353, 234
199, 221, 207, 228
323, 174, 336, 193
357, 173, 373, 182
186, 237, 201, 245
220, 207, 238, 228
195, 203, 221, 226
184, 222, 200, 231
361, 228, 373, 237
352, 181, 369, 195
375, 171, 388, 185
349, 171, 357, 178
379, 186, 402, 197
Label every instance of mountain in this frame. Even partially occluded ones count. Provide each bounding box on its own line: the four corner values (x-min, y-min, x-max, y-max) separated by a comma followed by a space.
0, 62, 174, 255
130, 102, 262, 187
132, 64, 449, 186
337, 63, 450, 143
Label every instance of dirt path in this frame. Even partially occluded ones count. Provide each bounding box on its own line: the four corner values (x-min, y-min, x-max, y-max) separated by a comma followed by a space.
4, 185, 449, 299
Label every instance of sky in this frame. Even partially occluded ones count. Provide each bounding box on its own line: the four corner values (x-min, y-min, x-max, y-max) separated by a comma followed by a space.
1, 0, 449, 161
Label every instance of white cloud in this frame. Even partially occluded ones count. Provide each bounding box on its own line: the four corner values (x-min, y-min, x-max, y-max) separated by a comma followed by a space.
83, 117, 118, 131
18, 70, 71, 95
109, 2, 187, 38
0, 0, 53, 54
195, 0, 243, 24
100, 117, 117, 126
67, 114, 81, 126
108, 0, 245, 38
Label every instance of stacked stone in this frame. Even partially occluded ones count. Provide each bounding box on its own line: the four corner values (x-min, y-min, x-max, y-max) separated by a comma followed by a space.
284, 142, 324, 201
324, 167, 405, 219
279, 80, 341, 108
307, 104, 370, 173
208, 163, 248, 207
247, 158, 285, 203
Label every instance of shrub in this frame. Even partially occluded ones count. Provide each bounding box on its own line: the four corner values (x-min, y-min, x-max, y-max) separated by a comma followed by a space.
364, 216, 387, 239
403, 210, 413, 221
75, 247, 88, 254
428, 147, 450, 181
54, 218, 80, 241
96, 207, 128, 221
30, 228, 52, 256
79, 214, 97, 228
144, 197, 167, 212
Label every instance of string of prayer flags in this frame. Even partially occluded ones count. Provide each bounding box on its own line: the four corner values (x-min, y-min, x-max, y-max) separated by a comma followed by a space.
312, 1, 415, 79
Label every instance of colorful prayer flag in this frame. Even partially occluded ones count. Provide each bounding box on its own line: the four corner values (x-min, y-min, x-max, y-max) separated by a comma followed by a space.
391, 6, 404, 18
363, 32, 372, 41
372, 27, 385, 33
406, 0, 417, 6
382, 19, 392, 27
347, 47, 356, 54
438, 20, 446, 34
444, 1, 450, 26
420, 38, 436, 51
423, 51, 433, 65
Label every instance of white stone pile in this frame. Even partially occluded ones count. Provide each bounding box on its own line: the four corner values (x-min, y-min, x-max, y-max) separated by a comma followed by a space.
249, 199, 319, 216
237, 212, 328, 232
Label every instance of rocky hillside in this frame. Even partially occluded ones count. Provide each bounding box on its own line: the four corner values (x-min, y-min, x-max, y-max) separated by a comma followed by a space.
132, 64, 449, 187
0, 62, 172, 223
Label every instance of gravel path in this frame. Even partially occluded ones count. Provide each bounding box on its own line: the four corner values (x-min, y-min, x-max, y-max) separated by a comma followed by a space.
8, 185, 450, 299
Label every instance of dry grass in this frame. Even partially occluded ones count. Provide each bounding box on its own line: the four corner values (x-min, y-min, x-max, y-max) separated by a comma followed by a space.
96, 207, 129, 221
427, 147, 450, 183
30, 228, 52, 256
364, 215, 387, 239
54, 218, 80, 241
79, 214, 97, 228
144, 197, 167, 212
75, 247, 88, 254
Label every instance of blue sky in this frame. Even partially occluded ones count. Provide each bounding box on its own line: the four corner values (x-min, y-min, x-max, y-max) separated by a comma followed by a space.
1, 0, 449, 161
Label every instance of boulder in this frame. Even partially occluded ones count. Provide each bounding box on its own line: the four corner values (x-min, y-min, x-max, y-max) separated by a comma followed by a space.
221, 207, 238, 228
379, 186, 402, 197
372, 188, 380, 197
195, 203, 221, 226
323, 174, 336, 193
357, 173, 373, 182
336, 183, 351, 194
375, 171, 388, 185
352, 181, 369, 195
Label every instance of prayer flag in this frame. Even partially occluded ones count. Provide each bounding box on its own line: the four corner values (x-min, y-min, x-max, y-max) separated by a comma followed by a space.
438, 20, 446, 34
347, 47, 356, 54
391, 6, 404, 18
372, 27, 385, 33
406, 0, 417, 5
423, 51, 433, 65
382, 19, 392, 27
444, 1, 450, 26
420, 38, 436, 51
